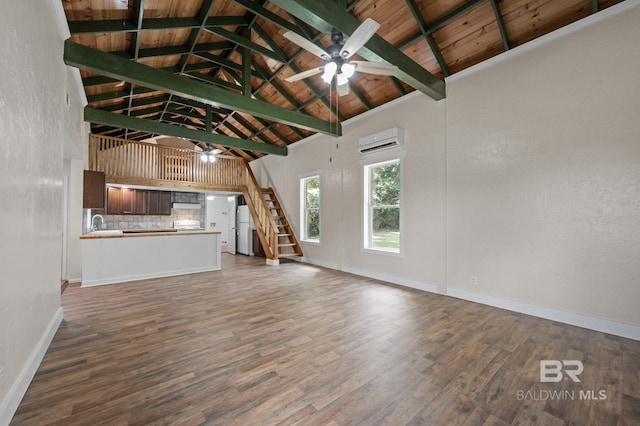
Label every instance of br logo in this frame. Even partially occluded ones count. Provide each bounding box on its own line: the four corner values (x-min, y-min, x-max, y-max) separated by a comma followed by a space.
540, 360, 584, 382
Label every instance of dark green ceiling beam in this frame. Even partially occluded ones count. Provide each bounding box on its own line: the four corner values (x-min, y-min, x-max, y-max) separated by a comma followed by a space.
68, 16, 248, 34
397, 0, 486, 51
232, 0, 305, 36
85, 108, 287, 156
346, 0, 363, 12
405, 0, 450, 76
207, 27, 286, 63
268, 0, 445, 100
64, 41, 339, 136
489, 0, 510, 51
107, 42, 234, 62
191, 52, 264, 79
86, 87, 158, 103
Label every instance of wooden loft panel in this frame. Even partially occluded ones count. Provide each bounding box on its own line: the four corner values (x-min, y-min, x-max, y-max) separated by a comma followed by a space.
88, 134, 248, 192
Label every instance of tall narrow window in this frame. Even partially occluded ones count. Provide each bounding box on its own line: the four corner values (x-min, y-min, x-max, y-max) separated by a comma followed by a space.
300, 174, 321, 243
364, 158, 401, 253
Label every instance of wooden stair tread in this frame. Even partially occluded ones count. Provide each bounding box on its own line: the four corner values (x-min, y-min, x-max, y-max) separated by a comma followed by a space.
278, 252, 302, 258
278, 243, 297, 247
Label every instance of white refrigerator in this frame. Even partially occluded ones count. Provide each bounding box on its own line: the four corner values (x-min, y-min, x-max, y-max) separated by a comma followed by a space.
236, 205, 254, 256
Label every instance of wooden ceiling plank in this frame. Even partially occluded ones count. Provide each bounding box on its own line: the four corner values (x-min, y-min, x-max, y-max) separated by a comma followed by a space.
65, 41, 337, 135
405, 0, 451, 76
268, 0, 445, 100
84, 107, 287, 156
489, 0, 511, 51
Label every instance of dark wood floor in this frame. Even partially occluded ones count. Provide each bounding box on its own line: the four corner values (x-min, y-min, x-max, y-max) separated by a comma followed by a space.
12, 254, 640, 425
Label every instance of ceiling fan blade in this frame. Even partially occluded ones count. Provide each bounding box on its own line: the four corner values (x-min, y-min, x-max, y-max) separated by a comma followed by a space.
351, 60, 398, 76
284, 67, 325, 82
337, 82, 350, 97
283, 31, 330, 60
339, 18, 380, 59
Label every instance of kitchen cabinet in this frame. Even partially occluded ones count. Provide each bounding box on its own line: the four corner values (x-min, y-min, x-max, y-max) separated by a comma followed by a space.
107, 187, 172, 215
120, 188, 135, 214
106, 187, 121, 215
134, 190, 148, 215
148, 190, 172, 215
83, 170, 105, 209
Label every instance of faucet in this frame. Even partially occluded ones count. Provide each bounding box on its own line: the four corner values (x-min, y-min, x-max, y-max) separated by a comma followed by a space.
91, 214, 105, 231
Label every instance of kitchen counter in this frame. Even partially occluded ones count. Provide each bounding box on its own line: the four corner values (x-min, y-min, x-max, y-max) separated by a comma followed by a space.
81, 231, 221, 287
80, 230, 216, 239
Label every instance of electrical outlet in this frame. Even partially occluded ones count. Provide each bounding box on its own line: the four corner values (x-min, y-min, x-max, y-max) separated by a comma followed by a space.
470, 276, 478, 286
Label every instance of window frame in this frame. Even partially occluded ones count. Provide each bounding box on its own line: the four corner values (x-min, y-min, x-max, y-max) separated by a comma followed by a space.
299, 171, 322, 245
362, 154, 404, 256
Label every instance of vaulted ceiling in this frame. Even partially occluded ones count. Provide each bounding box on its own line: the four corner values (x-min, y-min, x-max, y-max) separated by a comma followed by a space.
62, 0, 624, 160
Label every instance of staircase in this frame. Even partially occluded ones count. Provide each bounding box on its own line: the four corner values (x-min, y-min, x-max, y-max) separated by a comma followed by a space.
242, 163, 302, 264
261, 188, 303, 259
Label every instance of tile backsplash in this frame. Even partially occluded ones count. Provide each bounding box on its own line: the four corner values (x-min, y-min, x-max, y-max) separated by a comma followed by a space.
86, 191, 206, 232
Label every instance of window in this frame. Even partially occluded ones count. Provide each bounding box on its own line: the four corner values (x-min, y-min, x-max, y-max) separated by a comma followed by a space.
364, 158, 401, 253
300, 174, 321, 243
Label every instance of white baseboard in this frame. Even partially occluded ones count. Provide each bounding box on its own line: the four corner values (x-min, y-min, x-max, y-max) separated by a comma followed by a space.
0, 307, 63, 426
293, 257, 438, 294
447, 287, 640, 341
68, 278, 81, 284
294, 256, 339, 271
341, 266, 438, 294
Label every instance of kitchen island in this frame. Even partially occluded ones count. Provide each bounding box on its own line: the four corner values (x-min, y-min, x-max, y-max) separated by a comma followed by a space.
80, 231, 221, 287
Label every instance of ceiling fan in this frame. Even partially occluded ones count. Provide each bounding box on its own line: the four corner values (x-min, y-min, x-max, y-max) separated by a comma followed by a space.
283, 18, 398, 96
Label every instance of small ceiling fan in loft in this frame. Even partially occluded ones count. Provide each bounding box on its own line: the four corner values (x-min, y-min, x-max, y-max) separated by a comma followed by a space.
283, 18, 398, 96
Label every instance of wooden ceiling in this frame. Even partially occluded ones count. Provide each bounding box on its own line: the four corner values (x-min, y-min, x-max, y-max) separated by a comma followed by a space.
62, 0, 625, 160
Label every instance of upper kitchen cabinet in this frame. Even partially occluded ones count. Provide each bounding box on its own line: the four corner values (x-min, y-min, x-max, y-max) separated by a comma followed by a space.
107, 187, 171, 216
83, 170, 105, 209
134, 190, 148, 215
106, 187, 122, 215
148, 191, 172, 215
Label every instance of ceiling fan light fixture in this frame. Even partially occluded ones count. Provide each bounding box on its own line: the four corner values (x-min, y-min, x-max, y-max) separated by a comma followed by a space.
321, 61, 338, 83
336, 72, 349, 86
200, 148, 220, 163
342, 62, 355, 78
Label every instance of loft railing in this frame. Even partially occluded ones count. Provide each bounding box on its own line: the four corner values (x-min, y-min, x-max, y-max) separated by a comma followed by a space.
88, 134, 247, 190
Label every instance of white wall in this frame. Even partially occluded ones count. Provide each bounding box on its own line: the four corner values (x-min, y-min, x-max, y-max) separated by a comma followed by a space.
446, 1, 640, 333
252, 92, 447, 293
252, 1, 640, 339
0, 1, 84, 423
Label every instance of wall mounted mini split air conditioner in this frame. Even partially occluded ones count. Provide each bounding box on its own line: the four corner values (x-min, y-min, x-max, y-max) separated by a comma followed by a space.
358, 127, 404, 154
